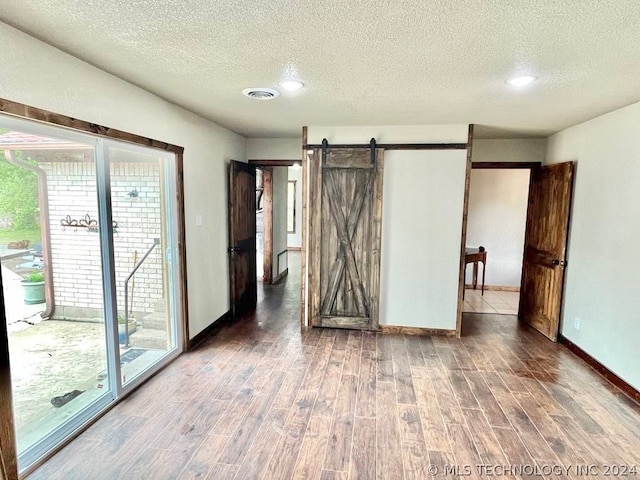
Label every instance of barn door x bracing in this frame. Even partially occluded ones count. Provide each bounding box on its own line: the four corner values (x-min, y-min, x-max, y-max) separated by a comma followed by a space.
519, 162, 575, 341
308, 141, 384, 330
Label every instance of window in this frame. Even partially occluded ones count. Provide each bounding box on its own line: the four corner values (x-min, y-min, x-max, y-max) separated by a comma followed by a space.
287, 180, 296, 233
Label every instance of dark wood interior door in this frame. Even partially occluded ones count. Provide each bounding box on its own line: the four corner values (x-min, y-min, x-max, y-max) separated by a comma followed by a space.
308, 147, 384, 330
519, 162, 575, 341
228, 160, 257, 317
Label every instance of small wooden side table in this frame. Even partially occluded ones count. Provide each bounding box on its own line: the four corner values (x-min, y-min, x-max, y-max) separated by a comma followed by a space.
463, 248, 487, 299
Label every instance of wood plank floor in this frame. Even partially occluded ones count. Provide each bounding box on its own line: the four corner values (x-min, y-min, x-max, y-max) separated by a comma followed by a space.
29, 266, 640, 479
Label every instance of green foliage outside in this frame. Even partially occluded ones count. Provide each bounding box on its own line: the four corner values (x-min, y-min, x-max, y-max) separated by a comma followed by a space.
25, 272, 45, 283
0, 150, 40, 230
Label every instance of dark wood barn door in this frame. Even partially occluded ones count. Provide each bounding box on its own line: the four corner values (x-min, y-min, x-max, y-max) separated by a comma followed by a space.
228, 160, 257, 317
519, 162, 575, 341
308, 147, 384, 330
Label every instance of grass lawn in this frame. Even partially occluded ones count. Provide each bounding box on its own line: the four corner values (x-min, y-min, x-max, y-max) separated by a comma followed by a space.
0, 227, 42, 246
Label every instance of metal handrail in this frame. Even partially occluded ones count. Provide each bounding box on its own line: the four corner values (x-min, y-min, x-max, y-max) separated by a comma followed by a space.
122, 238, 160, 347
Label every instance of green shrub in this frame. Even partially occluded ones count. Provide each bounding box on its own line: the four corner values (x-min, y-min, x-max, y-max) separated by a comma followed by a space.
25, 272, 45, 283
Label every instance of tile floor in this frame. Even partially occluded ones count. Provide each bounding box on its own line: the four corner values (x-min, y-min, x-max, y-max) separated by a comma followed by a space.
462, 288, 519, 315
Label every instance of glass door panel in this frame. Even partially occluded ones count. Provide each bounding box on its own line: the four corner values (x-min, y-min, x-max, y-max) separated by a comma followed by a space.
0, 120, 111, 469
106, 142, 180, 387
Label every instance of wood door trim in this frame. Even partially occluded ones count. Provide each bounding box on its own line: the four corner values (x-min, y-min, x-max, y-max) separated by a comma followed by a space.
456, 124, 474, 337
303, 142, 467, 150
0, 269, 17, 480
300, 126, 308, 327
262, 167, 273, 284
176, 153, 190, 352
472, 161, 541, 169
0, 97, 183, 154
308, 148, 321, 326
369, 150, 384, 331
249, 159, 300, 167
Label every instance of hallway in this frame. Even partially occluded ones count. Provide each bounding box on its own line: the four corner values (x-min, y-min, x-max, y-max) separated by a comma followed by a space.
29, 268, 640, 479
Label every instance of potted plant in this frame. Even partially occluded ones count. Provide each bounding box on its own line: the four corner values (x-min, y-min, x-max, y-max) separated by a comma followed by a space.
22, 272, 45, 304
117, 314, 137, 344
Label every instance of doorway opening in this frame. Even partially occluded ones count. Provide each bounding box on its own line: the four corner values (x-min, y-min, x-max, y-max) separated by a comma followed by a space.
243, 160, 302, 313
462, 165, 532, 317
254, 165, 296, 285
459, 158, 575, 342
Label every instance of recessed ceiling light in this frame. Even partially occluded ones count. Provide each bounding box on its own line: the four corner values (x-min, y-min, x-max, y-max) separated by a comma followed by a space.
279, 80, 304, 91
242, 87, 280, 100
506, 75, 537, 87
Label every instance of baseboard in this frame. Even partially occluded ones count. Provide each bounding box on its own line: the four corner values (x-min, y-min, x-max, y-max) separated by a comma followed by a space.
188, 310, 233, 350
288, 246, 302, 251
464, 284, 520, 292
379, 325, 457, 337
559, 335, 640, 406
272, 268, 289, 284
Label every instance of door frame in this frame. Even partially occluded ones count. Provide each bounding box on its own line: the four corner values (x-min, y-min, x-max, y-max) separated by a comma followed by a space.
261, 167, 273, 284
0, 269, 18, 480
456, 130, 543, 337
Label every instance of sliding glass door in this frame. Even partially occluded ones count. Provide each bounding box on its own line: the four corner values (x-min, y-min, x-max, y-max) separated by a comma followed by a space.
0, 115, 183, 473
105, 141, 181, 387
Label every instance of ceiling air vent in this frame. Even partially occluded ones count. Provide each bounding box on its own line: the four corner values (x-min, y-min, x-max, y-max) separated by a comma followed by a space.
242, 88, 280, 100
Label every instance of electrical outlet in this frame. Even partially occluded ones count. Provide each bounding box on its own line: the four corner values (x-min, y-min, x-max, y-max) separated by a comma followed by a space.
195, 214, 203, 227
574, 317, 580, 330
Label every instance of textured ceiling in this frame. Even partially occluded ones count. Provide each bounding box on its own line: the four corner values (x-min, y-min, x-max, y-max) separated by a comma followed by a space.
1, 0, 640, 138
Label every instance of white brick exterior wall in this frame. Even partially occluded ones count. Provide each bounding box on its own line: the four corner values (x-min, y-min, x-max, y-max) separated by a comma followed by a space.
40, 160, 165, 320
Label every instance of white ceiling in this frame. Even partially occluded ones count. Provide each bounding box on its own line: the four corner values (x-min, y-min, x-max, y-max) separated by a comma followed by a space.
1, 0, 640, 138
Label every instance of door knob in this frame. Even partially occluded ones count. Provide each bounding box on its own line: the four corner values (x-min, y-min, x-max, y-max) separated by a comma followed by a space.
552, 259, 566, 267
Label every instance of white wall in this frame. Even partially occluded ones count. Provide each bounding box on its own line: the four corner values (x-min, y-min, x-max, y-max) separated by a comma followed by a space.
472, 139, 546, 163
465, 169, 530, 287
381, 150, 468, 329
246, 138, 300, 160
546, 100, 640, 391
287, 166, 302, 248
307, 125, 469, 330
0, 23, 246, 339
308, 125, 467, 144
271, 167, 288, 279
